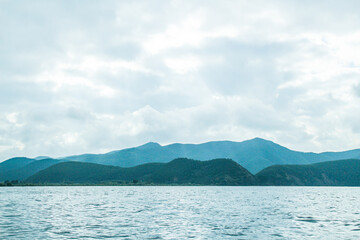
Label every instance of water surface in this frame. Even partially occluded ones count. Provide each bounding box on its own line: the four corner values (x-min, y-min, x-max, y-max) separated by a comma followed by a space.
1, 186, 360, 239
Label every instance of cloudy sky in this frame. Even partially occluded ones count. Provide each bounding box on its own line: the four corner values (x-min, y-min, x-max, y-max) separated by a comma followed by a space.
1, 0, 360, 160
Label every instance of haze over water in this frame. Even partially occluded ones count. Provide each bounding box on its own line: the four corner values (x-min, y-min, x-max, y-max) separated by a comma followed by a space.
1, 186, 360, 239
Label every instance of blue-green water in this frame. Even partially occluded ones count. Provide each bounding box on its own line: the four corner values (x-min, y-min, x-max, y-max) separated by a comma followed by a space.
1, 186, 360, 239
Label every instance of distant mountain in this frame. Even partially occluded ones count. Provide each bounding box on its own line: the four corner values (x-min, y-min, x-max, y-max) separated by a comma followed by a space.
256, 159, 360, 186
26, 158, 256, 185
0, 158, 61, 181
61, 138, 360, 173
0, 157, 35, 181
0, 157, 35, 171
34, 156, 51, 160
2, 138, 360, 176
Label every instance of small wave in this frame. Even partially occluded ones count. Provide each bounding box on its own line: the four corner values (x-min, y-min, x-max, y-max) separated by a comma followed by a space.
296, 216, 318, 223
3, 214, 22, 218
147, 235, 163, 239
223, 232, 246, 236
54, 230, 71, 235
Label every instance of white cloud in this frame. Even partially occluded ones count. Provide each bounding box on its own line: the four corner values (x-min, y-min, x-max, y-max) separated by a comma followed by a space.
142, 13, 239, 54
1, 0, 360, 160
5, 112, 19, 125
164, 55, 202, 74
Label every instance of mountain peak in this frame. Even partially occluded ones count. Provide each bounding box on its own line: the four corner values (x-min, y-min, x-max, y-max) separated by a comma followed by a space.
137, 142, 161, 150
250, 137, 269, 142
246, 137, 278, 145
35, 156, 51, 160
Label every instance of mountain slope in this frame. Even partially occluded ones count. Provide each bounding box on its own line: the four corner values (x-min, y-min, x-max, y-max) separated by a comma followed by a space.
0, 157, 35, 181
256, 159, 360, 186
9, 159, 60, 181
0, 157, 35, 171
26, 158, 256, 185
0, 158, 61, 181
61, 138, 360, 173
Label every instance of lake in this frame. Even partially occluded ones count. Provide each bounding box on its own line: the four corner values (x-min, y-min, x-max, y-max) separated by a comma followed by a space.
1, 186, 360, 239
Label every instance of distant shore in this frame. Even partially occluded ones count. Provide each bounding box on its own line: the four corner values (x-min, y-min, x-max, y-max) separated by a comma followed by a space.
2, 182, 359, 187
0, 181, 210, 187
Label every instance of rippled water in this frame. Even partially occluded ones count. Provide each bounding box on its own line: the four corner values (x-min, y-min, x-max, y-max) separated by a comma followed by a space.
1, 186, 360, 239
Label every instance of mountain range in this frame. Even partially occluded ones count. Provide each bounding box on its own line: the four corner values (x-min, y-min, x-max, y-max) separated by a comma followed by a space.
60, 137, 360, 174
1, 138, 360, 185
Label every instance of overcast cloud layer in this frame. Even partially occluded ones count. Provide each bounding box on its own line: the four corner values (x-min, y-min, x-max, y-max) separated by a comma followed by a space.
1, 0, 360, 160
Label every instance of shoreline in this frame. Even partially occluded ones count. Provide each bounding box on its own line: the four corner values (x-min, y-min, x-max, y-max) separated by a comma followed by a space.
1, 183, 359, 187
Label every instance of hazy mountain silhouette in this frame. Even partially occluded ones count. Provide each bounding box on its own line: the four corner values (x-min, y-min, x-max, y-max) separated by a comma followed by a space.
0, 158, 60, 181
61, 138, 360, 173
0, 157, 35, 181
2, 138, 360, 182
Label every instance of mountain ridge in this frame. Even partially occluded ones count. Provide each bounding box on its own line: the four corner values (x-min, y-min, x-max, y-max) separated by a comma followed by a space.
2, 138, 360, 174
61, 138, 360, 173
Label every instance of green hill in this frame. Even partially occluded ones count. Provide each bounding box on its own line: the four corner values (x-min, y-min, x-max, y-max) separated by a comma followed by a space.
21, 158, 360, 186
26, 158, 256, 185
26, 161, 159, 184
146, 158, 255, 185
256, 159, 360, 186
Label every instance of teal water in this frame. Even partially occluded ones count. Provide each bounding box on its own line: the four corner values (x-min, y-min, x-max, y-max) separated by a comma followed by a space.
1, 186, 360, 239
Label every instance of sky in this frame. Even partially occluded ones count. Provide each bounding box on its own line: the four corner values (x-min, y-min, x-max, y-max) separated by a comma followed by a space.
1, 0, 360, 160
